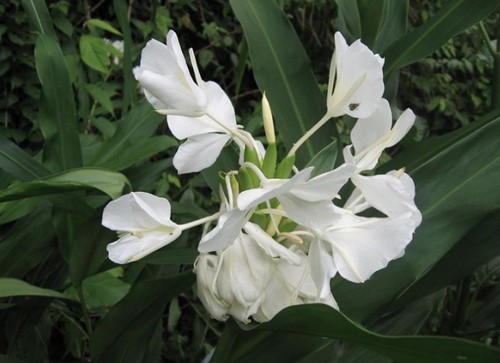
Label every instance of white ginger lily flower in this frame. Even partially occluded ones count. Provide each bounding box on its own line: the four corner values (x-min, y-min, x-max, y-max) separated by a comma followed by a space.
102, 192, 181, 264
343, 98, 416, 171
327, 32, 384, 119
134, 30, 245, 174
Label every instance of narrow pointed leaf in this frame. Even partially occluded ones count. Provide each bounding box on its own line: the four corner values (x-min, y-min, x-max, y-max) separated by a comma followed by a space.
21, 0, 56, 38
0, 278, 74, 300
35, 34, 82, 171
383, 0, 500, 76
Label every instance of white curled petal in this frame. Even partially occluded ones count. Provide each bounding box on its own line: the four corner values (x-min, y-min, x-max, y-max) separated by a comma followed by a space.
204, 81, 237, 128
351, 174, 419, 219
327, 214, 416, 283
194, 254, 229, 321
309, 239, 337, 298
166, 30, 192, 80
198, 209, 248, 253
351, 99, 392, 153
244, 222, 301, 265
173, 133, 231, 174
388, 170, 416, 198
102, 192, 172, 232
387, 108, 416, 147
107, 229, 181, 264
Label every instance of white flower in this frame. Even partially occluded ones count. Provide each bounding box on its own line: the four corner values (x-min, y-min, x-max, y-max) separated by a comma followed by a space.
102, 192, 181, 264
134, 31, 207, 114
326, 32, 384, 119
134, 30, 243, 174
343, 98, 416, 171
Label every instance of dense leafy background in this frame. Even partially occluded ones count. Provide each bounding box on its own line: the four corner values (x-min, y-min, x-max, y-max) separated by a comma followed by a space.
0, 0, 499, 362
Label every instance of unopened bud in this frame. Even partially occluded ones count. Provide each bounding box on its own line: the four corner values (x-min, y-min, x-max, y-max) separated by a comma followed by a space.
262, 92, 276, 145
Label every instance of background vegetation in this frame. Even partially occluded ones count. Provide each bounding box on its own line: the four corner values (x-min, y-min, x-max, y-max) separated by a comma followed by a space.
0, 0, 499, 362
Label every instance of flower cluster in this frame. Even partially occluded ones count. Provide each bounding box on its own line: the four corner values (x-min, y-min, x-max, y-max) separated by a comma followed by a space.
102, 30, 421, 323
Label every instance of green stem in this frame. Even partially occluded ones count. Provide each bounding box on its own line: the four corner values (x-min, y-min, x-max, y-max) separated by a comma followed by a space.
76, 285, 93, 335
210, 319, 240, 362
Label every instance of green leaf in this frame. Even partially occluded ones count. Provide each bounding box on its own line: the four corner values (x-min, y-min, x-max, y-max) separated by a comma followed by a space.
395, 210, 500, 307
80, 34, 109, 74
254, 305, 500, 363
80, 269, 130, 309
230, 0, 338, 166
35, 34, 82, 171
335, 112, 500, 321
21, 0, 56, 38
141, 248, 198, 265
90, 272, 195, 363
85, 83, 115, 115
86, 18, 122, 36
0, 168, 130, 201
305, 139, 338, 177
383, 0, 500, 76
86, 101, 172, 171
0, 278, 74, 300
113, 0, 135, 114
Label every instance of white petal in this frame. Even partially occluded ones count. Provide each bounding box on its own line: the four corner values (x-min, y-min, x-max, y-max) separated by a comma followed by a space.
166, 30, 192, 81
351, 99, 392, 154
167, 81, 236, 139
309, 239, 337, 298
107, 229, 181, 264
194, 254, 229, 321
102, 192, 173, 232
387, 108, 416, 147
280, 196, 339, 229
198, 208, 248, 253
244, 222, 301, 265
328, 33, 384, 118
326, 214, 417, 282
289, 163, 355, 202
351, 173, 421, 222
173, 133, 231, 174
237, 167, 313, 210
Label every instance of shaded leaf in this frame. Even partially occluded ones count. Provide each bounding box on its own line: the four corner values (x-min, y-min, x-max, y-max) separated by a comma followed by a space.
0, 278, 74, 300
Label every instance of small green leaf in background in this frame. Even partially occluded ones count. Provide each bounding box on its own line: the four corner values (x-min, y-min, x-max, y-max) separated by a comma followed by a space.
86, 19, 122, 36
85, 83, 115, 115
80, 34, 110, 74
0, 278, 74, 300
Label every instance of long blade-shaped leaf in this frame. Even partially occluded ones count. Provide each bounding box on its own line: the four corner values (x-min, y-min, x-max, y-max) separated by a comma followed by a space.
90, 272, 195, 363
0, 278, 74, 300
230, 0, 338, 166
20, 0, 56, 38
383, 0, 500, 76
0, 168, 130, 201
35, 34, 82, 171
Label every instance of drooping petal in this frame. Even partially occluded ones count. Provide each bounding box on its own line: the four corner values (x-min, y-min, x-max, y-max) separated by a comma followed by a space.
326, 213, 417, 283
107, 229, 181, 264
102, 192, 174, 232
198, 208, 248, 253
308, 238, 337, 298
350, 99, 392, 153
244, 222, 301, 265
386, 108, 416, 148
173, 133, 231, 174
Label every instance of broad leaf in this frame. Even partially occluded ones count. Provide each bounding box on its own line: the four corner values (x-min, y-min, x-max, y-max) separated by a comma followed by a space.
230, 0, 338, 166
